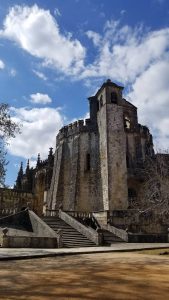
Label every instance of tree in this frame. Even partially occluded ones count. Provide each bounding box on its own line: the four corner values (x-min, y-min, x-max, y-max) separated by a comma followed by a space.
0, 104, 20, 186
134, 152, 169, 221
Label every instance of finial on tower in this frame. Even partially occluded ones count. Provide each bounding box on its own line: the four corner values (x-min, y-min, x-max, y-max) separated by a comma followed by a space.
26, 159, 30, 174
36, 153, 41, 167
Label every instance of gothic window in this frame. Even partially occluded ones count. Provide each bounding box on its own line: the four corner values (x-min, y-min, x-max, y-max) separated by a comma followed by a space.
126, 155, 129, 168
111, 91, 118, 104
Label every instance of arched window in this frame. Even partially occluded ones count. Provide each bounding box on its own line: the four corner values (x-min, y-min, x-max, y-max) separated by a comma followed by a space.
124, 116, 131, 129
111, 92, 118, 103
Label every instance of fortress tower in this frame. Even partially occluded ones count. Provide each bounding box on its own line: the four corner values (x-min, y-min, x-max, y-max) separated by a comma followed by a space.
47, 79, 154, 212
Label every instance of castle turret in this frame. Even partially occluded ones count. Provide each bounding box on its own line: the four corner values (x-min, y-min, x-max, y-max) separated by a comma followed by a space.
96, 79, 128, 210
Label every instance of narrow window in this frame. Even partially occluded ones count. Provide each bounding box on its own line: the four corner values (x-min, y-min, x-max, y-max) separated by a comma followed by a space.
100, 95, 103, 107
97, 100, 99, 111
86, 153, 90, 171
111, 92, 118, 103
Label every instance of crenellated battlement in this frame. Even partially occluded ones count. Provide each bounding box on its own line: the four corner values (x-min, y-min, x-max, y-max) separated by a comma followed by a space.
138, 124, 150, 135
56, 118, 96, 143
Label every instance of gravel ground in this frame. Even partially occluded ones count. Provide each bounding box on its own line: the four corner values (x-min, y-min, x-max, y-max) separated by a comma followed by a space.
0, 252, 169, 300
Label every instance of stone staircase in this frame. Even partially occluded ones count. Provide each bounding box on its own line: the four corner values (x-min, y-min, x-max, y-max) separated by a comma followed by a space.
101, 229, 124, 245
42, 216, 96, 248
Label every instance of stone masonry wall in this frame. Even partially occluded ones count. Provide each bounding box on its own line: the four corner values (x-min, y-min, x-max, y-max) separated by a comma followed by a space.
48, 120, 102, 212
107, 103, 128, 209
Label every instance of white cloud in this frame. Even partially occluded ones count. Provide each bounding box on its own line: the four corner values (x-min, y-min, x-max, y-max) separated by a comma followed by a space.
86, 31, 101, 46
29, 159, 37, 168
9, 68, 17, 77
54, 8, 61, 17
7, 107, 64, 159
120, 10, 126, 16
0, 59, 5, 69
1, 5, 169, 151
33, 70, 47, 81
30, 93, 52, 104
84, 23, 169, 83
84, 21, 169, 150
0, 4, 86, 76
128, 59, 169, 149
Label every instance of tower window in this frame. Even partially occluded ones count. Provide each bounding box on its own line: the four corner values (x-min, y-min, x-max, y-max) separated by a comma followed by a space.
124, 116, 131, 129
97, 100, 99, 111
111, 92, 118, 104
100, 95, 103, 107
86, 153, 90, 171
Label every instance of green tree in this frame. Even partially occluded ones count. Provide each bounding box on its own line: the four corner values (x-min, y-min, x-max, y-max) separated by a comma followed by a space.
0, 104, 20, 186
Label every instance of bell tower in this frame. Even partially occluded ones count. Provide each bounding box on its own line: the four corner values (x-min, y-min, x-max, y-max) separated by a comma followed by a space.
96, 79, 128, 210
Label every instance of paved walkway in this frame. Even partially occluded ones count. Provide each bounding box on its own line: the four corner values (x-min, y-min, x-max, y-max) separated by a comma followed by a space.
0, 243, 168, 260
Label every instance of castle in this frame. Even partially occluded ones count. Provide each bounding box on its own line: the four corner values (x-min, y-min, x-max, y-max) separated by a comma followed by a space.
0, 79, 167, 245
15, 79, 154, 214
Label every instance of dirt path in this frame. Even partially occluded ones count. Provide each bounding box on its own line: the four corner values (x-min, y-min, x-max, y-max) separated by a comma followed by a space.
0, 252, 169, 299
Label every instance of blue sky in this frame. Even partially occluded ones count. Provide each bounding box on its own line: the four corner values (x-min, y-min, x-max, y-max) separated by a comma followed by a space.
0, 0, 169, 186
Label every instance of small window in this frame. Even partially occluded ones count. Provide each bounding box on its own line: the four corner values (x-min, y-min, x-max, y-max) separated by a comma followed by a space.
100, 95, 103, 107
97, 100, 99, 111
111, 92, 118, 103
126, 155, 129, 168
86, 153, 90, 171
124, 116, 131, 129
128, 188, 137, 198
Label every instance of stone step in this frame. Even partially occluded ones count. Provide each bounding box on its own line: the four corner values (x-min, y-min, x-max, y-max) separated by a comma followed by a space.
42, 216, 96, 248
101, 229, 124, 244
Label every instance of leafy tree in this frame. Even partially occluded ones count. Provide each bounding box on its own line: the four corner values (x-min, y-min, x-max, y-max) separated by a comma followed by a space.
0, 104, 20, 186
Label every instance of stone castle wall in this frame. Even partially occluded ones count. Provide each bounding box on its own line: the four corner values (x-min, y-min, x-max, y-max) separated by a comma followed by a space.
47, 80, 155, 213
48, 121, 103, 212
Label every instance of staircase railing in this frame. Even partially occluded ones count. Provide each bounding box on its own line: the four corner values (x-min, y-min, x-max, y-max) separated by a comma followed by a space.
45, 209, 59, 217
0, 207, 20, 217
59, 210, 102, 245
106, 224, 128, 242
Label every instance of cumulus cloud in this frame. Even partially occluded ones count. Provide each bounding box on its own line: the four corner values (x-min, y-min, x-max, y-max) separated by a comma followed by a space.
7, 107, 64, 159
1, 4, 169, 150
30, 93, 52, 104
86, 31, 101, 46
0, 4, 86, 75
83, 22, 169, 83
83, 21, 169, 150
0, 59, 5, 69
128, 59, 169, 149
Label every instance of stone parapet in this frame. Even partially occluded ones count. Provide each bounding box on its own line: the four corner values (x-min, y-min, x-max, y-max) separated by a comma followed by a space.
138, 124, 153, 140
56, 118, 97, 143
